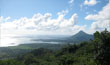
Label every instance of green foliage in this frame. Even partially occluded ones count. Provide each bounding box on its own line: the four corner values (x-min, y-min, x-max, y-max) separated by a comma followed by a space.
0, 30, 109, 65
94, 29, 110, 65
0, 43, 63, 60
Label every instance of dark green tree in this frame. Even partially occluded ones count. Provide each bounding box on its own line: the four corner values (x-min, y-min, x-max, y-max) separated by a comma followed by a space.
94, 29, 110, 65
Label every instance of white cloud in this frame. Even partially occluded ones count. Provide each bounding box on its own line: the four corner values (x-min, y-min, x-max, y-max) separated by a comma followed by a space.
84, 0, 97, 6
57, 10, 69, 16
69, 0, 74, 4
0, 0, 84, 35
0, 16, 11, 23
59, 13, 78, 28
91, 20, 110, 31
85, 3, 110, 32
0, 12, 85, 35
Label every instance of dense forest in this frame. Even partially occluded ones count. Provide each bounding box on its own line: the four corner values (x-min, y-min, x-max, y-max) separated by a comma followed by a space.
0, 29, 110, 65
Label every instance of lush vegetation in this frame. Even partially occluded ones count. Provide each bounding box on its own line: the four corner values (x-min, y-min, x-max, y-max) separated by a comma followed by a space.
0, 43, 64, 60
0, 29, 109, 65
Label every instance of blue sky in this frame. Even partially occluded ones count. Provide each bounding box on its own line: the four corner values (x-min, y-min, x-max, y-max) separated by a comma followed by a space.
0, 0, 110, 35
1, 0, 108, 18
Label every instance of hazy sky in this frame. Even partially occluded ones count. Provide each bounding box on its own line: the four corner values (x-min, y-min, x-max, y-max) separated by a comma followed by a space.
0, 0, 110, 35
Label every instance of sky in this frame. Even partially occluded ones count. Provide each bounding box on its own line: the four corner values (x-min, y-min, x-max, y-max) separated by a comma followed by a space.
0, 0, 110, 36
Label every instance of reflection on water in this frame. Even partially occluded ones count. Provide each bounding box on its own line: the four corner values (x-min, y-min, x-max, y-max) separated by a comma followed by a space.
1, 37, 19, 47
0, 35, 36, 47
0, 35, 61, 47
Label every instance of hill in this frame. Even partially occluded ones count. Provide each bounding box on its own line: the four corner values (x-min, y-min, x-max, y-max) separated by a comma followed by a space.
0, 43, 64, 60
68, 31, 94, 43
32, 31, 94, 44
0, 30, 110, 65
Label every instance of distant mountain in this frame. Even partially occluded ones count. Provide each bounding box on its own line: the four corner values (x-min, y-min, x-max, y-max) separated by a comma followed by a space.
68, 31, 94, 43
31, 31, 94, 44
0, 31, 94, 60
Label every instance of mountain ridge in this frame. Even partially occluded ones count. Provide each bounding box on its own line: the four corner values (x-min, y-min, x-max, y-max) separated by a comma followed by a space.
68, 30, 94, 43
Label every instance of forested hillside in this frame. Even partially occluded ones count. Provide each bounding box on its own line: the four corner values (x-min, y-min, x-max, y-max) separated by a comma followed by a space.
0, 29, 110, 65
0, 44, 64, 60
68, 31, 94, 43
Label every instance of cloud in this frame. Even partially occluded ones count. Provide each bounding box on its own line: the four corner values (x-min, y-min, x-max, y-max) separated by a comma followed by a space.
84, 0, 97, 6
57, 10, 69, 16
0, 12, 85, 35
91, 20, 110, 31
0, 16, 11, 23
80, 0, 98, 11
85, 3, 110, 32
69, 0, 74, 4
84, 0, 98, 6
0, 0, 86, 35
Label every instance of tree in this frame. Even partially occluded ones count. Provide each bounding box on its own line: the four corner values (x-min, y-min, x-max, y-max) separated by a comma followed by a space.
94, 29, 110, 65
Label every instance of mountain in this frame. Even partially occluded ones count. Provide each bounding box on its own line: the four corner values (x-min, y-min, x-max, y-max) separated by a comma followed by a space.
30, 31, 94, 44
0, 31, 93, 59
68, 31, 94, 43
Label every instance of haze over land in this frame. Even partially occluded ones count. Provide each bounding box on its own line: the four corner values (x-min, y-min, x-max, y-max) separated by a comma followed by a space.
0, 0, 110, 65
0, 0, 110, 46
